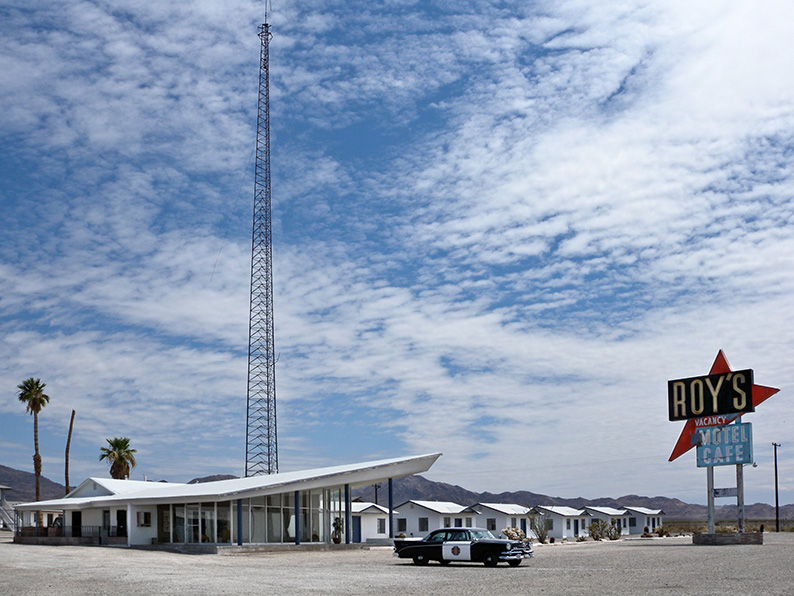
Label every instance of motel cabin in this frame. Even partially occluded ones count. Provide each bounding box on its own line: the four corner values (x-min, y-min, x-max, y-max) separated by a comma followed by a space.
392, 500, 475, 537
623, 506, 665, 534
530, 506, 590, 540
583, 506, 631, 535
469, 503, 532, 537
350, 501, 393, 543
13, 453, 440, 547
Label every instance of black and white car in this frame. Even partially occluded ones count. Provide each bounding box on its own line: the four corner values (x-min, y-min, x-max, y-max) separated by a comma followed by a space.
394, 528, 533, 567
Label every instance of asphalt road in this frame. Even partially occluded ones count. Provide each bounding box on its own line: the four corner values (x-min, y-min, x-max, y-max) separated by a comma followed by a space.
2, 532, 793, 595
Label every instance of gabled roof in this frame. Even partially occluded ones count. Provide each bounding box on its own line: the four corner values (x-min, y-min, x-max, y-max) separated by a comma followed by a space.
474, 503, 531, 515
351, 502, 393, 515
622, 506, 665, 516
395, 500, 467, 514
531, 505, 585, 517
15, 453, 442, 511
584, 506, 629, 517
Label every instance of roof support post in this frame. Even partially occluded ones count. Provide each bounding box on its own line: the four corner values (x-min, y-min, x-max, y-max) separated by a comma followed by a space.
344, 484, 351, 545
294, 490, 300, 545
388, 478, 394, 539
236, 499, 243, 546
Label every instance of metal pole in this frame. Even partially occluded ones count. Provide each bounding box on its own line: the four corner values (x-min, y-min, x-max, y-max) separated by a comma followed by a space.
773, 443, 781, 532
707, 466, 715, 534
736, 463, 744, 533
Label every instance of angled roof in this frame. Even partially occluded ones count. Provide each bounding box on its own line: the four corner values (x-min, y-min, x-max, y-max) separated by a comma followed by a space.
475, 503, 531, 515
622, 506, 665, 516
584, 506, 629, 517
395, 500, 467, 514
532, 505, 585, 517
14, 453, 442, 511
351, 502, 393, 515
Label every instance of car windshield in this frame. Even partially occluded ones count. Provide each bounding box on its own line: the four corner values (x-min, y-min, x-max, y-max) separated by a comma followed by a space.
470, 530, 496, 540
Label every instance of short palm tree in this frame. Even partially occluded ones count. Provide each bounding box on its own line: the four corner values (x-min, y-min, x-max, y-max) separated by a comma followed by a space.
99, 437, 137, 479
17, 377, 50, 503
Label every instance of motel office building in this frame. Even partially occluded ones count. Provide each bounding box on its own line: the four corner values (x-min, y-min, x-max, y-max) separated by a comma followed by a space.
14, 454, 440, 547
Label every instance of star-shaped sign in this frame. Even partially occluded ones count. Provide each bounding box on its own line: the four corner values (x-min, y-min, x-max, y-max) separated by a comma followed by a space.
669, 350, 779, 462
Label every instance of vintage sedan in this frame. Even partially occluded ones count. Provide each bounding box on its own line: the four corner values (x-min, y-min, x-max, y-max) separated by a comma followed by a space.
394, 527, 533, 567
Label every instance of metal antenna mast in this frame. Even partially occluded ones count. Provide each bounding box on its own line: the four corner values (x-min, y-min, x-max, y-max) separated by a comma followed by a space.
245, 17, 278, 476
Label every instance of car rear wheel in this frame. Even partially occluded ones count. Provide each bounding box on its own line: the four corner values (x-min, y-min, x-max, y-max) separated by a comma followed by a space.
439, 559, 451, 566
508, 559, 522, 567
412, 554, 429, 566
483, 553, 498, 567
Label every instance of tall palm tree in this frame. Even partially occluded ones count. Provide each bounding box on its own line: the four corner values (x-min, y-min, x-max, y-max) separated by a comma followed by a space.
17, 377, 50, 503
99, 437, 137, 479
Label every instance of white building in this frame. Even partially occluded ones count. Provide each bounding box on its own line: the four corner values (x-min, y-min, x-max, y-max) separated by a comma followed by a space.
393, 500, 474, 537
583, 506, 631, 535
350, 502, 392, 543
13, 453, 440, 547
530, 506, 589, 540
622, 506, 665, 534
469, 503, 532, 536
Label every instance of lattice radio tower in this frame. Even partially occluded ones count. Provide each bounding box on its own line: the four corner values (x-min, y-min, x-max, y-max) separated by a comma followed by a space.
245, 13, 278, 476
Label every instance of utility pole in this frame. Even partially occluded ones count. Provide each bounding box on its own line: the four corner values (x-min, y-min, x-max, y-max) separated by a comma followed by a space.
773, 442, 781, 532
245, 14, 278, 477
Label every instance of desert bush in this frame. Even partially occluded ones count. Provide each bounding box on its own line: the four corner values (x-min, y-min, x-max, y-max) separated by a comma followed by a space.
588, 519, 608, 541
529, 517, 550, 544
655, 525, 670, 537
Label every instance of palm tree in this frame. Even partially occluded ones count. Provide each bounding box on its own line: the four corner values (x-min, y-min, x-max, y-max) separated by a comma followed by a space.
17, 377, 50, 503
99, 437, 137, 479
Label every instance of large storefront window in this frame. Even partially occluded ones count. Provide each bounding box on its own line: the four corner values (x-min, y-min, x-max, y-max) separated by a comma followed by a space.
158, 488, 340, 545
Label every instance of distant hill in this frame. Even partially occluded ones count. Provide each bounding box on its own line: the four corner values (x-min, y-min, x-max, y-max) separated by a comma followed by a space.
0, 464, 67, 502
2, 464, 790, 520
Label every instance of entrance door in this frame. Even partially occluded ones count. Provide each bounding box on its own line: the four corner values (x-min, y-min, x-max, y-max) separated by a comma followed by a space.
116, 509, 127, 537
574, 519, 579, 536
352, 516, 361, 543
520, 518, 527, 534
72, 511, 82, 537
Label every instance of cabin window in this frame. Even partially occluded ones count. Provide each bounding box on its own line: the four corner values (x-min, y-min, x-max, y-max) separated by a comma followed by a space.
137, 511, 152, 527
419, 518, 429, 532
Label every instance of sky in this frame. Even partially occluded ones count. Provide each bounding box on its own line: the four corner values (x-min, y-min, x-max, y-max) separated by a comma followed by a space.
1, 0, 793, 507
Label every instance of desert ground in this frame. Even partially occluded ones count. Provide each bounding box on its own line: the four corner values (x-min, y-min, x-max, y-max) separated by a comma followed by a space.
2, 531, 793, 595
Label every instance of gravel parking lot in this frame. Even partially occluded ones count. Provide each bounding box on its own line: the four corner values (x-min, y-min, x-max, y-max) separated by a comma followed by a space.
2, 532, 793, 596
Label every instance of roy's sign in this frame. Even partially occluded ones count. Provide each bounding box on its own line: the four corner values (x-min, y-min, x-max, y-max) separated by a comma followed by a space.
695, 422, 753, 467
668, 370, 754, 422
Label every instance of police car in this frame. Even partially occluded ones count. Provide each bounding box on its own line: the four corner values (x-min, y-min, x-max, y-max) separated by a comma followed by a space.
393, 527, 533, 566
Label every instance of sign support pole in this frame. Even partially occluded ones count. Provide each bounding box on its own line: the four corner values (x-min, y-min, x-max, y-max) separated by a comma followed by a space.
736, 464, 745, 533
707, 467, 715, 534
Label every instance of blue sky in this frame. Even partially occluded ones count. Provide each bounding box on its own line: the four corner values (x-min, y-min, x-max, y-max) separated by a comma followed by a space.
1, 0, 792, 506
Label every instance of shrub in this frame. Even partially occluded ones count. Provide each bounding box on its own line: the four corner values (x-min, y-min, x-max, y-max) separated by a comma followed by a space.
529, 516, 550, 544
655, 526, 669, 537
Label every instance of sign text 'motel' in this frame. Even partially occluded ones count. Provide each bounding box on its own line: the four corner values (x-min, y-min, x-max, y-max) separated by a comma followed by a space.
668, 369, 754, 421
696, 422, 753, 467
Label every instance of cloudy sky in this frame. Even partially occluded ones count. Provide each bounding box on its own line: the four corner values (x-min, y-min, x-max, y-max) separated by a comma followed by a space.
2, 0, 793, 506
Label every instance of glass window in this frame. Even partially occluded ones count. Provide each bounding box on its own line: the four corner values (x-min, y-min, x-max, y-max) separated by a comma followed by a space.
419, 517, 429, 532
465, 517, 472, 528
566, 519, 571, 530
397, 518, 407, 532
174, 505, 185, 543
377, 518, 386, 534
454, 518, 462, 527
487, 518, 496, 531
443, 517, 451, 528
217, 502, 231, 543
267, 508, 282, 543
157, 505, 171, 543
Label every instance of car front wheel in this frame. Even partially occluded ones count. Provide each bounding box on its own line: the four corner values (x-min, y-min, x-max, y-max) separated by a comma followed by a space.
508, 559, 522, 567
483, 553, 498, 567
413, 554, 429, 566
